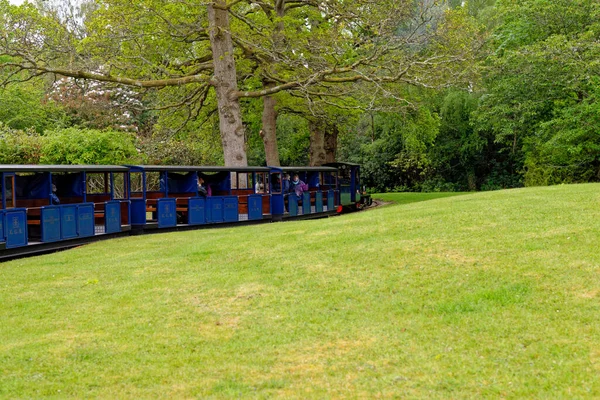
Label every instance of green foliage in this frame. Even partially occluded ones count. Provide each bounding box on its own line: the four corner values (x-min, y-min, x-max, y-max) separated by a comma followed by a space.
40, 128, 140, 165
430, 90, 523, 191
0, 84, 68, 132
340, 108, 440, 192
276, 114, 310, 166
472, 0, 600, 187
0, 124, 43, 164
524, 84, 600, 185
137, 133, 223, 166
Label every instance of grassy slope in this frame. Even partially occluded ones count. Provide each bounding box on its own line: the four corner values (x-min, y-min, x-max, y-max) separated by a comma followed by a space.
1, 185, 600, 398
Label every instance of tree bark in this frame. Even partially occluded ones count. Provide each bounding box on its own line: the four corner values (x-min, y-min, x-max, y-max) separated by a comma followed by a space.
324, 123, 338, 164
309, 120, 338, 166
309, 120, 327, 166
260, 93, 280, 166
258, 0, 285, 167
208, 1, 248, 167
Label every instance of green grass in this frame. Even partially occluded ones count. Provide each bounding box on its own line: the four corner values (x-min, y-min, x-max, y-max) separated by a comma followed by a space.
373, 191, 467, 205
2, 186, 600, 398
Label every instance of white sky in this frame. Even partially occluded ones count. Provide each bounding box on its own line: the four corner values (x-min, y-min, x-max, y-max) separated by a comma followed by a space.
9, 0, 26, 4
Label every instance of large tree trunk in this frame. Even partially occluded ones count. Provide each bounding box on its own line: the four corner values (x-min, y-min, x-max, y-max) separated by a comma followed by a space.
258, 0, 285, 166
260, 92, 280, 166
208, 1, 248, 167
324, 123, 338, 163
309, 120, 327, 166
309, 120, 338, 166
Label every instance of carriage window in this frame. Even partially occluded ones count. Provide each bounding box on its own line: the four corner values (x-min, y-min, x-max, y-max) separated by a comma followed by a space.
87, 173, 110, 195
130, 172, 144, 198
4, 175, 14, 208
322, 171, 337, 190
113, 172, 129, 200
270, 173, 282, 194
254, 172, 268, 193
231, 172, 250, 189
145, 172, 161, 192
338, 166, 351, 185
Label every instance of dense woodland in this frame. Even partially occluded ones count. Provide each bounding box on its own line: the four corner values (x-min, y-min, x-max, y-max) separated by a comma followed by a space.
0, 0, 598, 191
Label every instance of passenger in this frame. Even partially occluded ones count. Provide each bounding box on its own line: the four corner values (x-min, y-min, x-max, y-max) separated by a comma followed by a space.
289, 173, 308, 200
255, 177, 264, 193
50, 183, 60, 205
282, 173, 291, 194
197, 177, 212, 197
272, 175, 281, 192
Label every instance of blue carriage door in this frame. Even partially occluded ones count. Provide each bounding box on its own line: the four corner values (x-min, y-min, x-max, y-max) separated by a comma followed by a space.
157, 197, 177, 228
105, 201, 121, 233
207, 196, 224, 223
60, 204, 78, 239
78, 203, 95, 237
129, 171, 146, 225
248, 194, 263, 220
5, 209, 27, 248
302, 192, 311, 215
315, 191, 323, 213
223, 196, 239, 222
327, 189, 335, 211
270, 172, 284, 216
41, 206, 61, 242
0, 210, 4, 244
188, 197, 206, 225
288, 195, 298, 216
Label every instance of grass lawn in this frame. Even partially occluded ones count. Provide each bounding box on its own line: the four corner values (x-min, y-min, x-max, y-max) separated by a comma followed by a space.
373, 191, 467, 205
1, 186, 600, 398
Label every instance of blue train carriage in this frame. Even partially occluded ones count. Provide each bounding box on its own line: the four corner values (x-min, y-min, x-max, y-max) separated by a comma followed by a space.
324, 162, 370, 211
229, 166, 273, 222
127, 165, 272, 229
0, 167, 25, 249
272, 166, 339, 217
0, 165, 131, 251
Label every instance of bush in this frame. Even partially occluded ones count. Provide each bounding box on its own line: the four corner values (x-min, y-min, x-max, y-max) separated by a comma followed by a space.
0, 124, 43, 164
40, 127, 140, 165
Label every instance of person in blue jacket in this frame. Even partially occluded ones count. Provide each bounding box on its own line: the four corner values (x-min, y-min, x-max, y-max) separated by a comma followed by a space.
282, 173, 291, 194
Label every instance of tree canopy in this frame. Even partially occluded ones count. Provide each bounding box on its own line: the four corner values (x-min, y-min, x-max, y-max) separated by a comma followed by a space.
1, 0, 599, 192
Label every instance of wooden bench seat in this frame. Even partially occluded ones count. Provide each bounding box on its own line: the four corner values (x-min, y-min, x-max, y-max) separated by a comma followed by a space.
146, 205, 188, 212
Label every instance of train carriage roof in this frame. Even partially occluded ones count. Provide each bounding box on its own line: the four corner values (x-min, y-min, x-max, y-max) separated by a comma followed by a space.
127, 165, 271, 173
0, 165, 129, 173
276, 166, 338, 172
323, 162, 360, 167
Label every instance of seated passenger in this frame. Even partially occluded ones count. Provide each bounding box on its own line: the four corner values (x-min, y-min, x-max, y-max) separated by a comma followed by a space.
282, 173, 291, 194
197, 177, 212, 197
255, 178, 264, 193
50, 183, 60, 205
272, 176, 281, 192
289, 174, 308, 200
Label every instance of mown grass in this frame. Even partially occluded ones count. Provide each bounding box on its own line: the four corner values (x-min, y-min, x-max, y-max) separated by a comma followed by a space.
1, 186, 600, 398
373, 191, 467, 205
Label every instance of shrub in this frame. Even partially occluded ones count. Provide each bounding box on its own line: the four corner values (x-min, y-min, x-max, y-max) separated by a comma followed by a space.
0, 123, 43, 164
40, 127, 140, 165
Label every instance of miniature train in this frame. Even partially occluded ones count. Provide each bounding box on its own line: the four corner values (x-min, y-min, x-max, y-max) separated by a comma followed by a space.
0, 162, 365, 259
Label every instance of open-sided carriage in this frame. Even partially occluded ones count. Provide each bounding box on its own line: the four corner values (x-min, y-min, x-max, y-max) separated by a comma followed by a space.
0, 162, 364, 259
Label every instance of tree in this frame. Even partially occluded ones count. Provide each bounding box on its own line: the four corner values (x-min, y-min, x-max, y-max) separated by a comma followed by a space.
474, 0, 600, 185
0, 0, 480, 167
